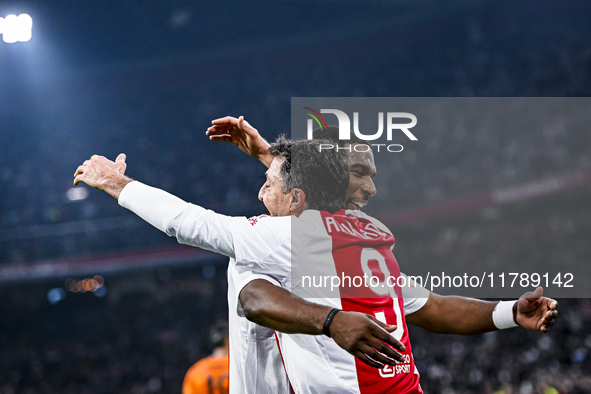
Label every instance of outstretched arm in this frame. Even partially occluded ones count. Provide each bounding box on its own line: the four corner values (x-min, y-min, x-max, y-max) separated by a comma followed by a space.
240, 279, 407, 369
406, 287, 557, 335
206, 116, 274, 167
74, 153, 238, 258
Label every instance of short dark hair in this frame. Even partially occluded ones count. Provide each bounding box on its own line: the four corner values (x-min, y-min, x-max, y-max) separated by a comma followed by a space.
209, 320, 229, 349
268, 136, 348, 213
310, 125, 366, 146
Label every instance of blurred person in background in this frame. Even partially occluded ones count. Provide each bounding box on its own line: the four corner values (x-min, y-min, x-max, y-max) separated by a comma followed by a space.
183, 320, 229, 394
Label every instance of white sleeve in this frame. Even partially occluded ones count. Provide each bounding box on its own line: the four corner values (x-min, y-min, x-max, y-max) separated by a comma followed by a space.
400, 272, 430, 315
118, 181, 242, 258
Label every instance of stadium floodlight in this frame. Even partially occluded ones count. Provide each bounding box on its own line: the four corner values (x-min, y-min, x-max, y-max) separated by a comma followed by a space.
1, 13, 32, 43
66, 187, 89, 201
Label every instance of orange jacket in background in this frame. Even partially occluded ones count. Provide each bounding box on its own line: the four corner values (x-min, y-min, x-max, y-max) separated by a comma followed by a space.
182, 354, 229, 394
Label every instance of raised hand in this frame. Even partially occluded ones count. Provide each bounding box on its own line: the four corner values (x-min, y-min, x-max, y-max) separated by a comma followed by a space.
206, 116, 273, 167
74, 153, 131, 199
514, 287, 558, 333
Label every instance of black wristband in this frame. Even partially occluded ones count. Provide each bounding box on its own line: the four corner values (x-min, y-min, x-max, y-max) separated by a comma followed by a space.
323, 308, 341, 337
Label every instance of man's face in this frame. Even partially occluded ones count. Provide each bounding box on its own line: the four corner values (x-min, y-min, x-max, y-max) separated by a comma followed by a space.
345, 146, 377, 210
258, 157, 292, 216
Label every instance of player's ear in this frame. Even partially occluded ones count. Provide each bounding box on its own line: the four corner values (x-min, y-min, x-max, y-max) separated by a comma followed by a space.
290, 188, 307, 214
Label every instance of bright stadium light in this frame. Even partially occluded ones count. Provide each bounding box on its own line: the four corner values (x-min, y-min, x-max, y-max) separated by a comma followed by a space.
66, 187, 89, 201
1, 14, 32, 43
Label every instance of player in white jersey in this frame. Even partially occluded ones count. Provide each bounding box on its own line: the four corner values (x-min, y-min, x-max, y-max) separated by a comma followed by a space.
73, 139, 409, 393
75, 159, 293, 393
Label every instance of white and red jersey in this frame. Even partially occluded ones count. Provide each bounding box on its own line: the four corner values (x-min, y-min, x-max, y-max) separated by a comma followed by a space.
118, 181, 291, 394
254, 209, 427, 394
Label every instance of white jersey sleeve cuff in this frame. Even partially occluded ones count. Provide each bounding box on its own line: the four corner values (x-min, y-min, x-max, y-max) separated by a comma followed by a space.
118, 180, 189, 236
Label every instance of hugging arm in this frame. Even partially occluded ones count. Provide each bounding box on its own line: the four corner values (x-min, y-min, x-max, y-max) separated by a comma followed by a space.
239, 279, 408, 369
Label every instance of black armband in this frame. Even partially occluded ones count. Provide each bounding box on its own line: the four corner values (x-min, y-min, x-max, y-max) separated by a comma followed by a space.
323, 308, 341, 337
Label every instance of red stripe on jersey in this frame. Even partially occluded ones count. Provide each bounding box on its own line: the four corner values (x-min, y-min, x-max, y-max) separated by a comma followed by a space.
274, 331, 295, 394
320, 211, 422, 394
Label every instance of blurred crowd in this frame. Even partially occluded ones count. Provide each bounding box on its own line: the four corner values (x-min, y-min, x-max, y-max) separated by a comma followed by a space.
1, 231, 590, 393
1, 7, 591, 264
409, 296, 591, 394
0, 264, 229, 394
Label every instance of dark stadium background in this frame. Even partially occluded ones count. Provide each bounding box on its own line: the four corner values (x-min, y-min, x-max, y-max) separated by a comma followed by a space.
1, 1, 590, 393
